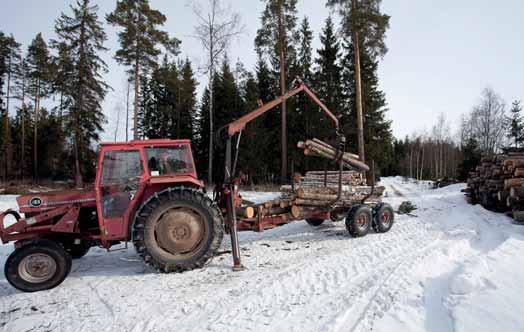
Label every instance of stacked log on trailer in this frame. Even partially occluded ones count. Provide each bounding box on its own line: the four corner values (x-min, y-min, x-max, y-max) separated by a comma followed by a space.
235, 138, 383, 222
299, 170, 366, 187
464, 152, 524, 223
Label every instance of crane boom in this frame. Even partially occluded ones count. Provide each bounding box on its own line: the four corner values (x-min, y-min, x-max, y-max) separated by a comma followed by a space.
226, 78, 339, 137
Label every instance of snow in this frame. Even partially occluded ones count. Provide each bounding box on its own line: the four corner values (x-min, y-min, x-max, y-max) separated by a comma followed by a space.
1, 177, 524, 332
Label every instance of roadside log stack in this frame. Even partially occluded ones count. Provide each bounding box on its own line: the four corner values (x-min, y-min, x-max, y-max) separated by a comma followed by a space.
465, 152, 524, 222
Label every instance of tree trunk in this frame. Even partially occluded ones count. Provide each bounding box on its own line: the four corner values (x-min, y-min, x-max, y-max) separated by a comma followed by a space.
74, 128, 82, 188
134, 58, 140, 140
277, 2, 287, 183
420, 145, 425, 180
34, 78, 40, 184
4, 55, 12, 183
20, 60, 26, 180
352, 0, 365, 164
126, 80, 130, 141
208, 66, 214, 185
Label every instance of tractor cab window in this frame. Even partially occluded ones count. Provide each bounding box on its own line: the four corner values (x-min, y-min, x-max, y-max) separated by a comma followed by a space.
100, 150, 143, 219
146, 145, 194, 176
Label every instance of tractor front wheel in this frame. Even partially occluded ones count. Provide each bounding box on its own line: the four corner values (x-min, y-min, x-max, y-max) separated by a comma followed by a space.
133, 187, 224, 273
4, 240, 72, 292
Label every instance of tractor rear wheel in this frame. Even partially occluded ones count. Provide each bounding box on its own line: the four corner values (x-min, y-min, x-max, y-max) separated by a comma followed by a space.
345, 205, 372, 237
4, 240, 72, 292
132, 187, 224, 272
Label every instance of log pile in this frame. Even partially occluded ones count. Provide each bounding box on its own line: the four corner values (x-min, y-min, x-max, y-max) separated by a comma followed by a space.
465, 152, 524, 222
300, 170, 366, 187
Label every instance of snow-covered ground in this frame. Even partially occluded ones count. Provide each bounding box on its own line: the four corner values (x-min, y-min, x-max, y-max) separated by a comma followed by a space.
1, 177, 524, 332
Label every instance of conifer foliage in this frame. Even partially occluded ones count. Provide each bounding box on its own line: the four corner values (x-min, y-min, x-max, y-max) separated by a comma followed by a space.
0, 0, 475, 187
54, 0, 109, 187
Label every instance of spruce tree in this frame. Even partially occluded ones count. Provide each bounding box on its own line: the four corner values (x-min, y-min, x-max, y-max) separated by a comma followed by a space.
508, 100, 523, 148
54, 0, 109, 187
107, 0, 180, 140
291, 17, 314, 171
178, 58, 197, 140
341, 38, 393, 176
254, 56, 280, 181
313, 16, 343, 139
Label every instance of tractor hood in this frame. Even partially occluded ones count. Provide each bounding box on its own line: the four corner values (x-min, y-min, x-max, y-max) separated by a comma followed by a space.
17, 188, 96, 213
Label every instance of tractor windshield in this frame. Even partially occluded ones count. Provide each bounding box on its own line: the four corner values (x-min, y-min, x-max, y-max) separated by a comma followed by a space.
146, 145, 195, 176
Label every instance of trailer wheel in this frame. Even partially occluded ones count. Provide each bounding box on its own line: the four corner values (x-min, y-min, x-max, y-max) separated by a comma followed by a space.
346, 205, 372, 237
373, 203, 395, 233
306, 218, 324, 226
4, 240, 72, 292
133, 187, 224, 273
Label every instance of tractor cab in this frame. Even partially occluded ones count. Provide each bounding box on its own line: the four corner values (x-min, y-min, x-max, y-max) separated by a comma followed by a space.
95, 139, 202, 244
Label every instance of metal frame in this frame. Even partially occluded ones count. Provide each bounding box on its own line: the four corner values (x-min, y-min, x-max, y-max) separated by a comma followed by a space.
219, 78, 349, 270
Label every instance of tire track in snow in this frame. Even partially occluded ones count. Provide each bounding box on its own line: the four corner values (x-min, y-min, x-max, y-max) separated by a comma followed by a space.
156, 217, 440, 332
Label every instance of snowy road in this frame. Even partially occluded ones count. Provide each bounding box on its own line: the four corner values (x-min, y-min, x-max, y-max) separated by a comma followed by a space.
1, 177, 524, 332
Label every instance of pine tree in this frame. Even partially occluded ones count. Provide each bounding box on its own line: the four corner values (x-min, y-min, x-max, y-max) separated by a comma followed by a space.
54, 0, 109, 187
255, 0, 299, 182
51, 42, 74, 119
107, 0, 180, 140
0, 32, 21, 182
507, 100, 523, 148
26, 33, 52, 182
327, 0, 390, 163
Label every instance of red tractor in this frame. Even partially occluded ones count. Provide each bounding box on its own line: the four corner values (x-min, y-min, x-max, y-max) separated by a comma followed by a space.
1, 140, 224, 292
0, 79, 393, 292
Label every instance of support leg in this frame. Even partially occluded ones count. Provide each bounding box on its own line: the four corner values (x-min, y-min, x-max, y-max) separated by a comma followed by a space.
227, 187, 244, 271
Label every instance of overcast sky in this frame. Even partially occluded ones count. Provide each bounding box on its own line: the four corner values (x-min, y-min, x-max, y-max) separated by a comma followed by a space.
2, 0, 523, 142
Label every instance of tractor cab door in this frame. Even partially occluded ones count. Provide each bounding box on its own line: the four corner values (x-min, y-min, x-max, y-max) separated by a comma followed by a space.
95, 148, 146, 241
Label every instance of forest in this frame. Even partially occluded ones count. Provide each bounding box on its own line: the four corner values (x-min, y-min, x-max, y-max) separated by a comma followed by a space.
0, 0, 522, 187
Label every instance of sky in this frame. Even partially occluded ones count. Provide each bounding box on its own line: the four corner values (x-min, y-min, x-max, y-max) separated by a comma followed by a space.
1, 0, 523, 142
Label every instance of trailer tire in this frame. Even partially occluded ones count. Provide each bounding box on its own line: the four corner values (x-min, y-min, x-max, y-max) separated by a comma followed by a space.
373, 203, 394, 233
305, 218, 325, 226
345, 205, 372, 237
4, 240, 72, 292
133, 187, 224, 273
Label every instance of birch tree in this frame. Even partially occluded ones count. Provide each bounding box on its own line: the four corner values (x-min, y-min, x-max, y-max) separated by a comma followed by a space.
192, 0, 243, 184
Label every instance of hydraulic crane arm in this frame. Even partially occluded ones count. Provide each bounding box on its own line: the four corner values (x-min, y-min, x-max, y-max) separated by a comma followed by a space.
226, 78, 339, 137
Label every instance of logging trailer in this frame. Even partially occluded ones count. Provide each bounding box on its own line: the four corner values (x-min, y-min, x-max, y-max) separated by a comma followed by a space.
0, 78, 393, 292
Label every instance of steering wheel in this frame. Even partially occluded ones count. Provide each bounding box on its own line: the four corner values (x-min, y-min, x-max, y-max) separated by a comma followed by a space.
124, 176, 141, 192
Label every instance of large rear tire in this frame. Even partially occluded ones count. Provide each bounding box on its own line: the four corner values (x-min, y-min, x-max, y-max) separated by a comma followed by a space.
4, 240, 72, 292
132, 187, 224, 272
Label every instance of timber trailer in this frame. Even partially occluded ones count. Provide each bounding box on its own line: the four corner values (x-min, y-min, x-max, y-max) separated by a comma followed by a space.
0, 78, 393, 292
